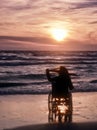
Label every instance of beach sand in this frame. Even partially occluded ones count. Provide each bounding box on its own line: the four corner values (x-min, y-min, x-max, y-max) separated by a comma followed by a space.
0, 92, 97, 130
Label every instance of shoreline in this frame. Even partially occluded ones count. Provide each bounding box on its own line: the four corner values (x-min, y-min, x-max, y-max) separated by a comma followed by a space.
0, 91, 97, 95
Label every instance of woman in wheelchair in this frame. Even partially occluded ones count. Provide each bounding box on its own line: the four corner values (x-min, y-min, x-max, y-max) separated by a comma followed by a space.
46, 66, 74, 97
46, 66, 74, 122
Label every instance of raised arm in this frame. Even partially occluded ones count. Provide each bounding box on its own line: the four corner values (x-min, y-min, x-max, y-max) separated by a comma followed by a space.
46, 69, 52, 82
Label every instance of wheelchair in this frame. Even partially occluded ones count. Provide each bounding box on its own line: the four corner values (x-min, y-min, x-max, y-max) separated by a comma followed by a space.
48, 91, 73, 123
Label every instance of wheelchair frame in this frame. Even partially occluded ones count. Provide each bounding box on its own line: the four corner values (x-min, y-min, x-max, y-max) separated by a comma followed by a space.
48, 92, 73, 123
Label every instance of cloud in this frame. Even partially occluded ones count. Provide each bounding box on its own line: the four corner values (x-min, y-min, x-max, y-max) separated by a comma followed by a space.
0, 0, 42, 13
88, 21, 97, 24
0, 22, 16, 26
92, 10, 97, 14
0, 35, 97, 51
88, 31, 97, 42
0, 35, 55, 44
70, 1, 97, 10
0, 0, 97, 51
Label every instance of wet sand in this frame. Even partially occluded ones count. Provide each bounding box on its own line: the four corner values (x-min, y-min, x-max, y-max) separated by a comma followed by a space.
0, 92, 97, 130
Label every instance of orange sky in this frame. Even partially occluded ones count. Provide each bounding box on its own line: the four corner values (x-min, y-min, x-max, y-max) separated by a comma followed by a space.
0, 0, 97, 50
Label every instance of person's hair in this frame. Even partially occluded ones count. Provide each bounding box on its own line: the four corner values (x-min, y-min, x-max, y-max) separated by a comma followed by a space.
59, 66, 69, 75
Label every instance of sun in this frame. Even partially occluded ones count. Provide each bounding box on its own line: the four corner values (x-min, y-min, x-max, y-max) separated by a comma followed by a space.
51, 28, 68, 42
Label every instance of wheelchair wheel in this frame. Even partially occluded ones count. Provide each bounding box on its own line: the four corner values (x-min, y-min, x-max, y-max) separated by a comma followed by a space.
48, 93, 53, 111
48, 93, 73, 123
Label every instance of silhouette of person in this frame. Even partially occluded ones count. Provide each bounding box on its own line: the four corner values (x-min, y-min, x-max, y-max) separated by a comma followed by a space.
46, 66, 74, 97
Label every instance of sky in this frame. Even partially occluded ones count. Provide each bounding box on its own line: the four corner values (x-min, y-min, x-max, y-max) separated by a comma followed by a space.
0, 0, 97, 51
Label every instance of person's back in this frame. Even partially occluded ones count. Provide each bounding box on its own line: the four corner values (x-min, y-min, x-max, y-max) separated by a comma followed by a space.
46, 66, 74, 97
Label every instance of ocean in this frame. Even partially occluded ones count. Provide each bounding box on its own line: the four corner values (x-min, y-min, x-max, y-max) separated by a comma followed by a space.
0, 50, 97, 95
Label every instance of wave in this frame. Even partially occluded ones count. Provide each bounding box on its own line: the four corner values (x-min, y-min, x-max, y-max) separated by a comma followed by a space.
0, 60, 97, 67
18, 74, 46, 79
0, 50, 97, 95
0, 81, 48, 88
0, 88, 97, 95
0, 80, 97, 95
0, 82, 28, 87
0, 74, 46, 81
90, 80, 97, 83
